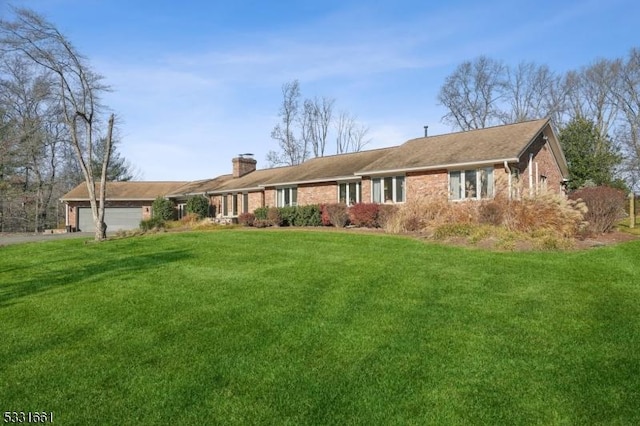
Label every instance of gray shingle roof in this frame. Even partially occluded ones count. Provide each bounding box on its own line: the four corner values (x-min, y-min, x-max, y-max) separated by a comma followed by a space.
61, 181, 189, 201
358, 118, 550, 174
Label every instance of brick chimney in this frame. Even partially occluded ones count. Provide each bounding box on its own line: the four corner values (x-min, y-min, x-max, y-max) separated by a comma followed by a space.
232, 154, 257, 178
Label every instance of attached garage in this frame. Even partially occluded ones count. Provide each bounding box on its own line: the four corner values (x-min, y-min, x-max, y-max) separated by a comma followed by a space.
77, 207, 142, 232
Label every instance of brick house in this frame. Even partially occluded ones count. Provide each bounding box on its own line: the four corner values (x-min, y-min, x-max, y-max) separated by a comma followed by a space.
61, 118, 568, 231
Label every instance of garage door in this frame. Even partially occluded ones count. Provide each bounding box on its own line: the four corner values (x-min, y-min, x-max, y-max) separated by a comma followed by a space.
77, 207, 142, 232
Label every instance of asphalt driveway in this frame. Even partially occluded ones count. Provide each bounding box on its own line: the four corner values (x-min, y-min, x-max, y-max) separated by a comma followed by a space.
0, 232, 95, 246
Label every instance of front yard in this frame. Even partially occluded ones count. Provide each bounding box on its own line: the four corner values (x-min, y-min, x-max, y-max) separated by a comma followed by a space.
1, 230, 639, 424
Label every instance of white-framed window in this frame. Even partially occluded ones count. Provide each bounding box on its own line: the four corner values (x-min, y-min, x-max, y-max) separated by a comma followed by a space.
449, 167, 494, 200
372, 176, 405, 203
339, 182, 361, 205
276, 187, 297, 207
178, 203, 187, 219
232, 194, 238, 216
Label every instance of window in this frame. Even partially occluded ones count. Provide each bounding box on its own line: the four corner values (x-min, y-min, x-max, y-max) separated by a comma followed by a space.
276, 187, 297, 207
222, 195, 228, 216
339, 182, 361, 205
232, 194, 238, 216
371, 176, 405, 203
178, 204, 187, 219
243, 193, 249, 214
449, 168, 494, 200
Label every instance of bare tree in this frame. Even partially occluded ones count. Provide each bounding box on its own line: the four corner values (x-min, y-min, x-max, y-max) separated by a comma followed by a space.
565, 59, 621, 139
502, 62, 564, 124
615, 48, 640, 189
438, 56, 506, 130
334, 111, 370, 154
303, 96, 334, 157
1, 7, 116, 240
0, 56, 63, 232
268, 80, 308, 166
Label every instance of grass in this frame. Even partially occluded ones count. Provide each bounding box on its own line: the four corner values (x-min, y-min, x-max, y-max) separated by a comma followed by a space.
1, 229, 639, 425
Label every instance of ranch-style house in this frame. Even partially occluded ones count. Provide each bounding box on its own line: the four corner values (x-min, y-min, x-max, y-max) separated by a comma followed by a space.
61, 118, 569, 231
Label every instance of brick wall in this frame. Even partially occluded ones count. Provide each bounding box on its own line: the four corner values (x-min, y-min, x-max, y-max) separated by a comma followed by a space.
406, 170, 449, 201
516, 134, 565, 196
298, 182, 337, 205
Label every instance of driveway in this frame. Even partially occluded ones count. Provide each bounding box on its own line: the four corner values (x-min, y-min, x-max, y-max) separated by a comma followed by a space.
0, 232, 95, 246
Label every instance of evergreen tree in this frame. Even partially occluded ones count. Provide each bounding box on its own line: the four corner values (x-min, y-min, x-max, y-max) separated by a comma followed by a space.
559, 117, 624, 190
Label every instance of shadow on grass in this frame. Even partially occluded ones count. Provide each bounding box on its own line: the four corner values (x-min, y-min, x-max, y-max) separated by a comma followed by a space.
0, 248, 191, 308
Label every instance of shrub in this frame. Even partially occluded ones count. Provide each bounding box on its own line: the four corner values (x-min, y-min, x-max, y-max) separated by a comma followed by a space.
139, 217, 164, 232
253, 219, 271, 228
503, 194, 586, 238
323, 203, 349, 227
254, 207, 268, 220
320, 204, 332, 226
267, 207, 282, 226
238, 212, 255, 227
349, 203, 379, 228
383, 197, 451, 233
569, 186, 626, 234
478, 198, 505, 226
152, 196, 175, 221
180, 213, 200, 225
294, 205, 322, 227
186, 196, 210, 219
376, 204, 397, 228
278, 206, 297, 226
433, 223, 474, 239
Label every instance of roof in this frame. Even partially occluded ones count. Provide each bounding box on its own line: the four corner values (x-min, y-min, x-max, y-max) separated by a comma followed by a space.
260, 147, 396, 187
61, 181, 188, 201
166, 175, 233, 197
61, 119, 568, 201
358, 118, 551, 174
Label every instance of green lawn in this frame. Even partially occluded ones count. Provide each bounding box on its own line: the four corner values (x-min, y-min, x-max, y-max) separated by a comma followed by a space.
1, 229, 639, 425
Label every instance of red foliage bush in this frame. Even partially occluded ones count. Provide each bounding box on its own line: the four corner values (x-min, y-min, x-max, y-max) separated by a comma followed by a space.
569, 186, 626, 233
348, 203, 379, 227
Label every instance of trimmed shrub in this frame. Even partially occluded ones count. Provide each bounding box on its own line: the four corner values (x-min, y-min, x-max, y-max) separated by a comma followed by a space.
254, 207, 268, 220
238, 212, 255, 227
278, 206, 297, 226
152, 196, 175, 221
267, 207, 282, 226
186, 196, 210, 219
139, 217, 164, 232
294, 205, 322, 227
569, 186, 626, 234
323, 203, 349, 228
349, 203, 379, 228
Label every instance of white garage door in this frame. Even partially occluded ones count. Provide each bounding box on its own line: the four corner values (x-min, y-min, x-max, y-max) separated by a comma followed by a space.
78, 207, 142, 232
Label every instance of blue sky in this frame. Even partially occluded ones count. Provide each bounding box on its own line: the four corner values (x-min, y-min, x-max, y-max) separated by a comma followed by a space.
3, 0, 640, 180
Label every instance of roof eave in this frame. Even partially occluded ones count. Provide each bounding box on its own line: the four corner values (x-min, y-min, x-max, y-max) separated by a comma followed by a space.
259, 175, 362, 188
355, 158, 520, 176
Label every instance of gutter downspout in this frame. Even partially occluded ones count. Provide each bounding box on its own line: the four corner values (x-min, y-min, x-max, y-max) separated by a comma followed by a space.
529, 153, 534, 197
